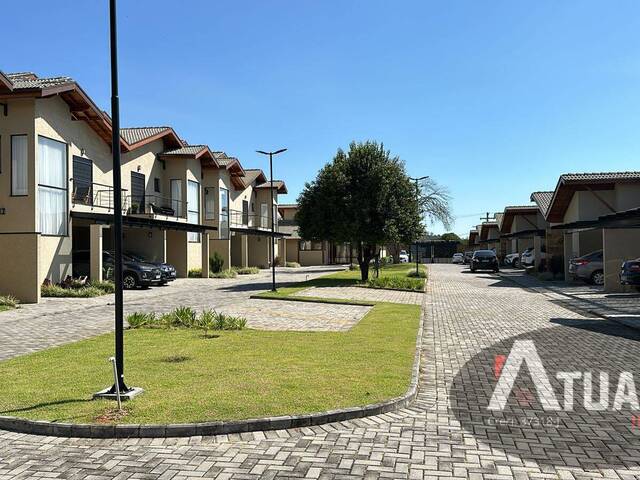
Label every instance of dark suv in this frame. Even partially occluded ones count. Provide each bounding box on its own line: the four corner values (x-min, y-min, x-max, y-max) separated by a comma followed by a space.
125, 251, 176, 284
470, 250, 500, 273
73, 250, 162, 289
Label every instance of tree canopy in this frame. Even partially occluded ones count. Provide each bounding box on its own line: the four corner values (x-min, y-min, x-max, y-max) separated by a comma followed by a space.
296, 141, 451, 280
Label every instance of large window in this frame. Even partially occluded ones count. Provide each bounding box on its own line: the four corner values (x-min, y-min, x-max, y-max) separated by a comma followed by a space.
37, 136, 68, 235
11, 135, 28, 196
187, 180, 200, 242
260, 203, 268, 228
204, 187, 215, 220
170, 179, 182, 216
219, 187, 229, 240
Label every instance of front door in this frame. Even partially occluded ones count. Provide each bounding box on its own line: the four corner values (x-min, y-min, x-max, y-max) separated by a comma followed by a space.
131, 172, 145, 213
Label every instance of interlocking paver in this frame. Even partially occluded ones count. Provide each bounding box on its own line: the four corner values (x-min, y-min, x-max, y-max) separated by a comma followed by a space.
2, 265, 640, 479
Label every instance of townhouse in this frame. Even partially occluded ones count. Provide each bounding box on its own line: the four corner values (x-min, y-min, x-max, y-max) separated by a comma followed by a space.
0, 71, 287, 303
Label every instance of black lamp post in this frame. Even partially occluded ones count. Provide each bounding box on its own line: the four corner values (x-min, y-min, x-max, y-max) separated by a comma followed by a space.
256, 148, 287, 291
409, 175, 429, 276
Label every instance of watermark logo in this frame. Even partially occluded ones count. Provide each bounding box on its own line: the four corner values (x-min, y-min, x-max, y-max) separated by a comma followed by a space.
488, 340, 639, 413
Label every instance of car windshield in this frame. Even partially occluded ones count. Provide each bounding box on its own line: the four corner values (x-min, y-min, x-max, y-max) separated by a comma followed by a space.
473, 251, 495, 258
126, 252, 145, 262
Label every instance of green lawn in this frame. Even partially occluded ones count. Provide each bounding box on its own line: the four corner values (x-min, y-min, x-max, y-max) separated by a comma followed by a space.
0, 306, 11, 313
0, 303, 420, 424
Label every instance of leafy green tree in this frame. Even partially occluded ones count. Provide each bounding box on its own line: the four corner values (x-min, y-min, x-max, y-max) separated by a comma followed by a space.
297, 141, 437, 281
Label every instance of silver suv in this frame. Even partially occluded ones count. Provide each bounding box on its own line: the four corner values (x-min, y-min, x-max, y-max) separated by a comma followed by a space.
569, 250, 604, 285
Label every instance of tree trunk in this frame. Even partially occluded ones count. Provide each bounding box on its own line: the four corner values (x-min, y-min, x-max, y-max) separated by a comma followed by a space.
357, 242, 374, 282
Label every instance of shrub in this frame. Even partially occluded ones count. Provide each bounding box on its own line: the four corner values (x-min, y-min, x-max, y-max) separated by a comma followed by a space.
284, 262, 301, 268
210, 252, 225, 273
126, 312, 157, 329
365, 276, 424, 291
173, 306, 197, 328
233, 266, 260, 275
41, 284, 105, 298
407, 269, 427, 279
210, 269, 237, 278
380, 256, 394, 266
198, 309, 218, 337
349, 263, 359, 271
0, 295, 19, 308
188, 268, 202, 278
127, 307, 246, 333
89, 280, 115, 294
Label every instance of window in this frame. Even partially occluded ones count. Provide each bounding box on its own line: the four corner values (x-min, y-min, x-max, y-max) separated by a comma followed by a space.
260, 203, 268, 228
187, 180, 200, 242
242, 200, 249, 225
37, 136, 68, 235
219, 187, 229, 240
204, 187, 215, 220
300, 241, 323, 251
72, 156, 93, 205
154, 177, 160, 193
170, 179, 182, 216
11, 135, 28, 196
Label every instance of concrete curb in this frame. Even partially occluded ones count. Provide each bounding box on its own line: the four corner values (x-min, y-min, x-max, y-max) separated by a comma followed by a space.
249, 294, 375, 307
0, 294, 425, 439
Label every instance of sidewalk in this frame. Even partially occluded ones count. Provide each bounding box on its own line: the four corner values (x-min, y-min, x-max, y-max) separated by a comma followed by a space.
498, 269, 640, 330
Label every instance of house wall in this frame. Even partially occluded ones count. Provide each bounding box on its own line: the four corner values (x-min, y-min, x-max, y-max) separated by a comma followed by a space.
616, 184, 640, 211
0, 233, 39, 302
299, 250, 324, 266
248, 234, 270, 268
603, 228, 640, 292
123, 227, 166, 262
166, 229, 188, 277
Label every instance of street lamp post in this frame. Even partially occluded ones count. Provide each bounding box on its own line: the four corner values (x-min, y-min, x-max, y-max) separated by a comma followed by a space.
409, 175, 429, 276
256, 148, 287, 292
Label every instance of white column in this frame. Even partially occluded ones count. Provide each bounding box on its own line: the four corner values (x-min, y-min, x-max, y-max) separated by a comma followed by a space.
90, 224, 103, 282
241, 235, 249, 267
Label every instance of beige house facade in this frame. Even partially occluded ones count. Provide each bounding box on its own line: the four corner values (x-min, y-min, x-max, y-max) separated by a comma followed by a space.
0, 71, 288, 303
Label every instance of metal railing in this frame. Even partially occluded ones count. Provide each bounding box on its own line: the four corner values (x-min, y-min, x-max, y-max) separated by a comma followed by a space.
228, 209, 275, 229
123, 194, 187, 220
71, 181, 128, 212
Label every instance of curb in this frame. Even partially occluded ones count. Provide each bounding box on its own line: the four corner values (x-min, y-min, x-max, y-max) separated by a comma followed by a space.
0, 295, 425, 439
249, 294, 375, 307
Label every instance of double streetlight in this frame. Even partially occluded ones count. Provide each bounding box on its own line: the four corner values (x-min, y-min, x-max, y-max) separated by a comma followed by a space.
409, 175, 429, 276
256, 148, 287, 291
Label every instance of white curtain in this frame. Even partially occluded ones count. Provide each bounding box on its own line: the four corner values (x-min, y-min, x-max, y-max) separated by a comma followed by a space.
187, 180, 200, 242
171, 179, 182, 215
219, 188, 229, 240
204, 188, 215, 220
261, 203, 268, 228
37, 136, 67, 235
11, 135, 28, 195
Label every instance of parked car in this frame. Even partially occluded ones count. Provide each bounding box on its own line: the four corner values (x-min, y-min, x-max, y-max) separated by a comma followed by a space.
463, 251, 474, 264
125, 251, 176, 284
568, 250, 604, 285
452, 253, 464, 264
521, 247, 546, 268
73, 250, 163, 289
504, 253, 521, 268
620, 258, 640, 289
399, 250, 409, 263
470, 250, 500, 273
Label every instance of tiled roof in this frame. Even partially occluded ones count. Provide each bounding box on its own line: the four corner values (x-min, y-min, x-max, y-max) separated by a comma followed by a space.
278, 203, 298, 208
161, 145, 208, 156
560, 172, 640, 183
504, 204, 538, 211
530, 191, 554, 216
256, 180, 286, 190
6, 72, 73, 90
243, 169, 265, 185
121, 127, 172, 145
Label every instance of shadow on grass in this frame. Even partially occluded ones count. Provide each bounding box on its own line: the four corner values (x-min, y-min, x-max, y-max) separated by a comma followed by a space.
1, 398, 88, 415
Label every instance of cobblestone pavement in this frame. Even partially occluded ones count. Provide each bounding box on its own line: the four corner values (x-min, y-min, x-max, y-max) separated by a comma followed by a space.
3, 265, 640, 479
218, 298, 371, 331
295, 286, 423, 305
0, 266, 344, 361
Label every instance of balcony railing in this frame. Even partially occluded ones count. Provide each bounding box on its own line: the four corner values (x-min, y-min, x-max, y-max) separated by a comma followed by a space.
228, 209, 276, 230
71, 181, 128, 212
124, 194, 187, 220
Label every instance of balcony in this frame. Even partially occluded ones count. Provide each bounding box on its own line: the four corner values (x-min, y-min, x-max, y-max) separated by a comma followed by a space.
124, 194, 187, 221
228, 209, 275, 230
71, 181, 128, 212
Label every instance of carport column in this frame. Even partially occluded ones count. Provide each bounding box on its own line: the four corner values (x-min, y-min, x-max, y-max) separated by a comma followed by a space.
240, 234, 249, 268
201, 231, 210, 278
90, 224, 103, 282
160, 230, 167, 262
533, 235, 543, 271
281, 238, 287, 265
563, 232, 572, 281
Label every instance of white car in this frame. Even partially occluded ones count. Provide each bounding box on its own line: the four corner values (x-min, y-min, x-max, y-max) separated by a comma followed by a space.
399, 250, 410, 263
452, 253, 464, 264
504, 253, 521, 268
521, 247, 546, 267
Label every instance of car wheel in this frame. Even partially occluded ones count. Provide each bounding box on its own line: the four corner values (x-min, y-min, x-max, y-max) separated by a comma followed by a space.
494, 268, 499, 273
123, 273, 137, 289
513, 259, 520, 268
470, 268, 476, 273
591, 270, 605, 286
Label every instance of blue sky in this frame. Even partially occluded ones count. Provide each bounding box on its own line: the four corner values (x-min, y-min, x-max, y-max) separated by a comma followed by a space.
4, 1, 640, 236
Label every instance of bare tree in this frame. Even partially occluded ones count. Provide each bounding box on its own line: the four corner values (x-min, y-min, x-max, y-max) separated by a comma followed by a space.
418, 177, 453, 231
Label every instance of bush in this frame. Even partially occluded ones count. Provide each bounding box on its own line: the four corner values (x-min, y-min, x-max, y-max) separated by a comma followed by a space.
380, 256, 394, 266
41, 284, 105, 298
233, 266, 260, 275
407, 269, 427, 279
127, 307, 246, 334
210, 269, 237, 279
365, 276, 424, 291
284, 262, 301, 268
349, 263, 359, 271
188, 268, 202, 278
88, 280, 115, 294
210, 252, 225, 273
0, 295, 19, 308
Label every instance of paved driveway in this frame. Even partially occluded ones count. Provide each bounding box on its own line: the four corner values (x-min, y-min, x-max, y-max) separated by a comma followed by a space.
3, 264, 640, 479
0, 266, 345, 360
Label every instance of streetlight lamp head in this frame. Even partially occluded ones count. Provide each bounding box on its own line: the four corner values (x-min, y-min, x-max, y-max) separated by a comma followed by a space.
273, 148, 287, 155
256, 150, 269, 155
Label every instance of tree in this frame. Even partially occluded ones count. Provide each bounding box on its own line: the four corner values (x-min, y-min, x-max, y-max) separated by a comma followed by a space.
297, 141, 446, 281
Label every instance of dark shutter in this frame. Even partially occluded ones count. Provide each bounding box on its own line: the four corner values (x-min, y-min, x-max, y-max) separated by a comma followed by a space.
242, 200, 249, 225
73, 156, 93, 205
131, 172, 146, 213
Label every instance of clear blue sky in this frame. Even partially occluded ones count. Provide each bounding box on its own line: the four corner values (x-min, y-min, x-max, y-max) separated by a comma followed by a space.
4, 1, 640, 236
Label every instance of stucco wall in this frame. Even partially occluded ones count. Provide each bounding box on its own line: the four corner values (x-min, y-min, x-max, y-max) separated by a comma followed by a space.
187, 241, 202, 272
0, 233, 39, 303
603, 228, 640, 293
123, 227, 166, 262
616, 184, 640, 212
166, 230, 188, 277
299, 250, 324, 266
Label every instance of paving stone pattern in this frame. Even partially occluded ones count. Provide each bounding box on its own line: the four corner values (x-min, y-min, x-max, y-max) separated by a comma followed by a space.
295, 286, 423, 305
3, 265, 640, 478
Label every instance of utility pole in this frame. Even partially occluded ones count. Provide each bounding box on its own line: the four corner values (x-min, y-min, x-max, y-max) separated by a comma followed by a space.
409, 175, 429, 276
